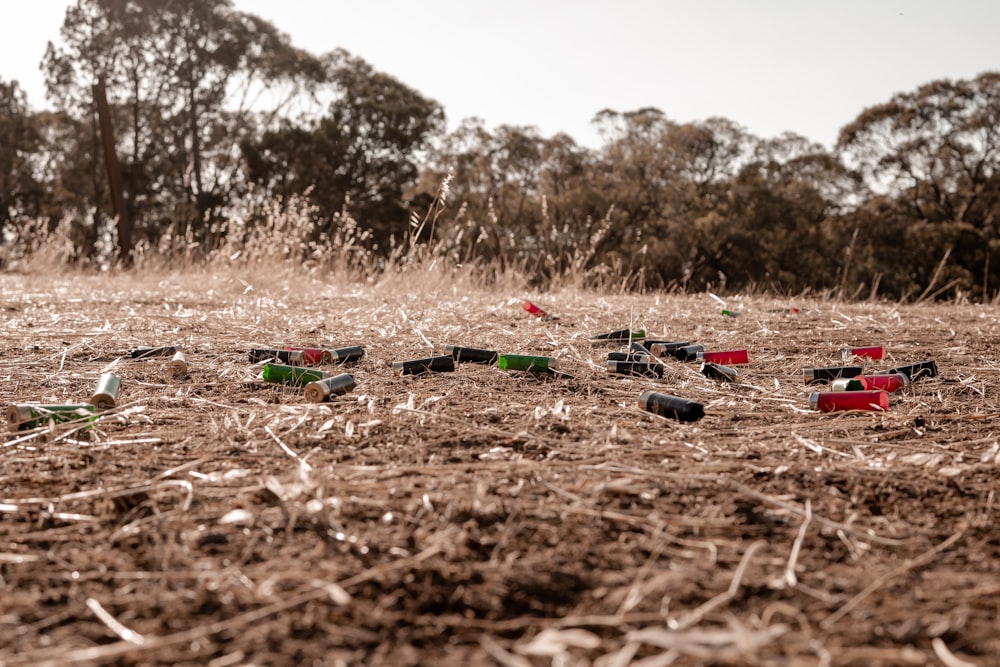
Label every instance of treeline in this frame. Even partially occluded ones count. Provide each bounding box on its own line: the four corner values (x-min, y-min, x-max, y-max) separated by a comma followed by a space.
2, 0, 999, 300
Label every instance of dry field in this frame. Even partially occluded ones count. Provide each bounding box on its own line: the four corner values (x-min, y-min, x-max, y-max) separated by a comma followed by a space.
1, 269, 998, 666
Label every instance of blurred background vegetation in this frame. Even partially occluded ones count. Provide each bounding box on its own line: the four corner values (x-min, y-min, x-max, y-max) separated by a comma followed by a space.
2, 0, 999, 301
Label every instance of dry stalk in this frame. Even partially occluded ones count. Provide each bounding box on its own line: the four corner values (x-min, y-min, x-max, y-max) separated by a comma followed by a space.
820, 531, 964, 629
86, 597, 146, 645
668, 539, 765, 631
784, 499, 812, 587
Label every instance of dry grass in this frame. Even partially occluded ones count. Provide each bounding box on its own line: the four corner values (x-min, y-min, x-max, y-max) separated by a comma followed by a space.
0, 264, 998, 665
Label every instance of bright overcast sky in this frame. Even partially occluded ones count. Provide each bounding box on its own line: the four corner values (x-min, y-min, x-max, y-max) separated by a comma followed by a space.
3, 0, 998, 149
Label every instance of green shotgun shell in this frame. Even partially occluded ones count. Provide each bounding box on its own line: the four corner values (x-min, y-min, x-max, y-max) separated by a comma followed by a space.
392, 355, 456, 375
497, 354, 558, 373
89, 372, 121, 411
638, 390, 705, 422
261, 363, 329, 386
304, 373, 357, 403
7, 404, 98, 431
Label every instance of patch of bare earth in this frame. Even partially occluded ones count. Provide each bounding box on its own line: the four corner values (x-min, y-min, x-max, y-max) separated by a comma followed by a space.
1, 271, 998, 666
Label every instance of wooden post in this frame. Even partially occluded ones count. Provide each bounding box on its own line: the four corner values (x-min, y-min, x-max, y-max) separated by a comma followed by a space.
93, 76, 133, 266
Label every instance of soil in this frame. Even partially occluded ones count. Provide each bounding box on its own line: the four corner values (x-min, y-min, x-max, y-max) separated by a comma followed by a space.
1, 271, 998, 666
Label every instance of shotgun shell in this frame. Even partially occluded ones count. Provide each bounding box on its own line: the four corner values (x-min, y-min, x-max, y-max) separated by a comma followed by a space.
608, 351, 654, 363
131, 345, 180, 359
882, 360, 938, 381
285, 347, 329, 365
523, 300, 557, 320
838, 345, 885, 362
696, 349, 750, 365
809, 390, 888, 413
831, 377, 869, 391
647, 341, 691, 356
858, 372, 910, 393
721, 309, 741, 317
89, 373, 122, 411
802, 366, 864, 384
589, 328, 645, 342
497, 354, 558, 373
327, 346, 365, 364
701, 362, 739, 383
445, 345, 499, 364
249, 348, 304, 365
638, 390, 705, 422
168, 351, 188, 378
607, 360, 664, 378
304, 373, 356, 403
674, 344, 706, 362
629, 342, 653, 355
261, 363, 329, 386
7, 404, 98, 431
392, 355, 456, 375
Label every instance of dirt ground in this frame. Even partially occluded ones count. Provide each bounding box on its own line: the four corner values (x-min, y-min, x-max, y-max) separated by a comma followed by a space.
1, 270, 998, 666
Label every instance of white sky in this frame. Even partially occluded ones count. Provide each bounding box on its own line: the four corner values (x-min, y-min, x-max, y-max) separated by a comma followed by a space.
3, 0, 998, 149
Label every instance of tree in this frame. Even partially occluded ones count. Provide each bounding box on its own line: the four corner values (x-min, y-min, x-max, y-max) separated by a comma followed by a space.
241, 49, 445, 251
0, 78, 43, 234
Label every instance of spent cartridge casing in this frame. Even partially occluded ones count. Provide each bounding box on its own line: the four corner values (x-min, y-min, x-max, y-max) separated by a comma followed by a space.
445, 345, 498, 364
131, 345, 180, 359
802, 366, 864, 384
168, 351, 188, 378
882, 360, 938, 381
261, 364, 329, 386
646, 341, 691, 356
392, 355, 456, 376
607, 360, 664, 378
328, 346, 365, 364
497, 354, 558, 373
809, 390, 888, 413
696, 349, 749, 365
7, 404, 98, 431
304, 373, 357, 403
701, 362, 739, 383
638, 390, 705, 422
249, 348, 304, 365
673, 344, 706, 362
89, 372, 121, 411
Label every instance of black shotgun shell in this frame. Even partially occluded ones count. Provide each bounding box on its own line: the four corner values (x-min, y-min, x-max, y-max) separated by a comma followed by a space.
882, 360, 938, 381
392, 355, 456, 375
638, 390, 705, 422
249, 348, 303, 364
802, 366, 864, 383
647, 341, 691, 356
608, 351, 653, 362
328, 346, 366, 363
589, 328, 644, 342
132, 345, 180, 359
607, 360, 664, 378
445, 345, 499, 364
701, 362, 738, 383
673, 344, 705, 362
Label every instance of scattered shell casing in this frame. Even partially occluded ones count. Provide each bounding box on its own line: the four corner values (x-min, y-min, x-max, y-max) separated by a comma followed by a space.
607, 351, 653, 363
837, 345, 885, 362
882, 360, 938, 381
589, 328, 645, 343
249, 348, 304, 365
809, 390, 888, 413
304, 373, 356, 403
638, 390, 704, 422
392, 355, 456, 376
646, 340, 690, 356
89, 373, 121, 411
445, 345, 498, 364
131, 345, 179, 359
701, 362, 739, 383
496, 354, 558, 373
673, 344, 706, 362
7, 404, 98, 431
328, 346, 366, 364
285, 347, 328, 365
696, 349, 750, 365
802, 365, 864, 384
831, 377, 868, 391
168, 351, 188, 379
261, 363, 329, 386
607, 360, 664, 378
